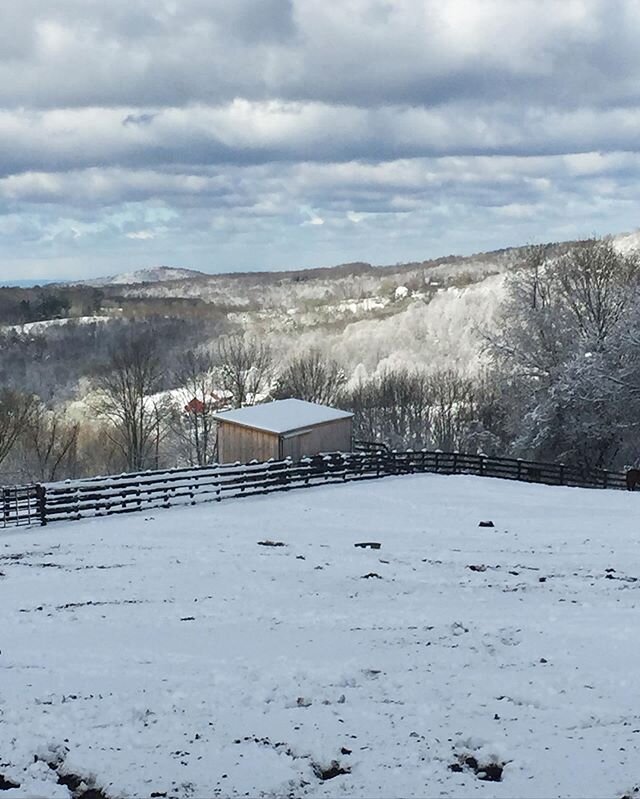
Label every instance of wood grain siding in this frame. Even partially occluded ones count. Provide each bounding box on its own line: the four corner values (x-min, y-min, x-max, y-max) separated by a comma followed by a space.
282, 417, 353, 460
217, 422, 279, 464
217, 416, 353, 464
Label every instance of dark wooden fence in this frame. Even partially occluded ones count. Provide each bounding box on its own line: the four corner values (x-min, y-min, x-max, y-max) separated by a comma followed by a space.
388, 450, 627, 490
0, 448, 629, 529
1, 484, 44, 528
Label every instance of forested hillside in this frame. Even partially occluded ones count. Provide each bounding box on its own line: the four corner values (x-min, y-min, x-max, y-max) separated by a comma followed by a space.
1, 233, 639, 483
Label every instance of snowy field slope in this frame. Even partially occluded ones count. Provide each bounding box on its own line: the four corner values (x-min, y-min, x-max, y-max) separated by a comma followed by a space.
1, 475, 640, 798
1, 316, 111, 335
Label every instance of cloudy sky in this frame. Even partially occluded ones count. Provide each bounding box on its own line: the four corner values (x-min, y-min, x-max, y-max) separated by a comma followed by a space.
3, 0, 640, 280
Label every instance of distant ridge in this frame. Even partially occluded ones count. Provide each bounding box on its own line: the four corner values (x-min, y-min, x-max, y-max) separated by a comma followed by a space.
70, 261, 379, 287
0, 279, 59, 288
74, 266, 207, 287
63, 227, 640, 289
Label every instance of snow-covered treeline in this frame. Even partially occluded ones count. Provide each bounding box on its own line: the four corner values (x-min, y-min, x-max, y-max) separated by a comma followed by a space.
1, 233, 640, 483
488, 237, 640, 470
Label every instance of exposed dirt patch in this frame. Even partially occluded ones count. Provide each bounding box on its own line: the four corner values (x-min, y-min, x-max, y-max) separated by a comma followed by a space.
56, 770, 109, 799
449, 753, 505, 782
0, 775, 20, 790
76, 789, 109, 799
57, 600, 142, 610
0, 550, 57, 562
56, 771, 85, 793
257, 540, 286, 547
604, 571, 638, 583
312, 760, 351, 781
36, 756, 110, 799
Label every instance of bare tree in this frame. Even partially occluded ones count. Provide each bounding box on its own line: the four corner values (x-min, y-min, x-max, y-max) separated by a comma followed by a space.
94, 334, 166, 472
427, 369, 475, 451
21, 404, 79, 482
0, 389, 36, 471
340, 368, 431, 448
217, 335, 273, 408
521, 243, 552, 311
76, 422, 126, 478
170, 350, 220, 466
274, 349, 346, 405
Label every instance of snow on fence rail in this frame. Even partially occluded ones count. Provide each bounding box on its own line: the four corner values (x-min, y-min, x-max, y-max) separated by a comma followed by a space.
0, 449, 629, 529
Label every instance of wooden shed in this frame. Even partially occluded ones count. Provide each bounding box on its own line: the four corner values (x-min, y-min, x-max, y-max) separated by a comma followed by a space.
214, 399, 354, 464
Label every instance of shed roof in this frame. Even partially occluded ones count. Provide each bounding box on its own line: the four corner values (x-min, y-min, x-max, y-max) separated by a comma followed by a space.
213, 398, 353, 435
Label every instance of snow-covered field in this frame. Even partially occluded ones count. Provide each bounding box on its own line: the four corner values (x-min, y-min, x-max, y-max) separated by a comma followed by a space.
2, 316, 111, 335
1, 474, 639, 798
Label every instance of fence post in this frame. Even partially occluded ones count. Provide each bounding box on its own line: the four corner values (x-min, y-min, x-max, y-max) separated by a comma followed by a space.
516, 458, 522, 481
603, 469, 608, 489
479, 454, 485, 477
36, 484, 47, 526
435, 450, 440, 473
453, 451, 458, 474
406, 449, 415, 474
559, 464, 564, 486
2, 487, 8, 527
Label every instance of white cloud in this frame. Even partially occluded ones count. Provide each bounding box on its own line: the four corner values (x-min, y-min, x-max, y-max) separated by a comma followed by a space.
299, 206, 325, 226
1, 1, 640, 278
126, 230, 155, 239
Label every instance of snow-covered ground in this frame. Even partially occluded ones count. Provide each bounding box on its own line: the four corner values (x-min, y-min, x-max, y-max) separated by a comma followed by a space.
1, 474, 639, 798
1, 316, 111, 335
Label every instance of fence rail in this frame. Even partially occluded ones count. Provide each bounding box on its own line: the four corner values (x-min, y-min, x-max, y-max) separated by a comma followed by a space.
1, 485, 43, 528
389, 450, 627, 490
0, 448, 629, 529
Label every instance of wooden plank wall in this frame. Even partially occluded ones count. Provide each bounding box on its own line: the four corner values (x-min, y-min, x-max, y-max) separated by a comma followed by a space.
219, 417, 353, 463
217, 422, 279, 463
282, 418, 353, 460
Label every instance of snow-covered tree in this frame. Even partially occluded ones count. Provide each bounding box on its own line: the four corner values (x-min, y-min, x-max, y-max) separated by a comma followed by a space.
273, 349, 346, 406
490, 238, 640, 468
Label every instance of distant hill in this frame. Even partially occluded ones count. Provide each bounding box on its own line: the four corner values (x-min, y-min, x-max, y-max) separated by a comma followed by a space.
12, 228, 639, 399
0, 279, 59, 288
75, 266, 207, 286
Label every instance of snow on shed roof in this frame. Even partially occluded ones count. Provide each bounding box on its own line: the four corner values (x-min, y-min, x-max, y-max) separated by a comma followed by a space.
213, 399, 353, 435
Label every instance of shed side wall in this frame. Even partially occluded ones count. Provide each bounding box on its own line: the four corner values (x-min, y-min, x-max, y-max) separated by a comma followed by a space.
281, 417, 353, 460
218, 422, 279, 463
